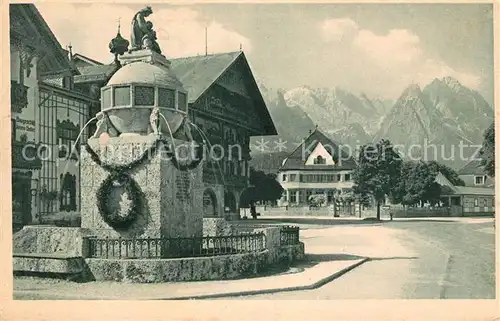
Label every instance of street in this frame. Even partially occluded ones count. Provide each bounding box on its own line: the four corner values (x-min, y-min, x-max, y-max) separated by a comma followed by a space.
224, 217, 495, 299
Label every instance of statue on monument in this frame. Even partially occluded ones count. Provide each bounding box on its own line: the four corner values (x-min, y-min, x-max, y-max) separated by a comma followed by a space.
92, 111, 119, 138
130, 6, 162, 54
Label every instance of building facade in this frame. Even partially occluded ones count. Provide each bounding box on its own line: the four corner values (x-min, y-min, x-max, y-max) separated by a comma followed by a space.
436, 172, 495, 216
10, 4, 95, 228
458, 159, 494, 187
277, 129, 357, 210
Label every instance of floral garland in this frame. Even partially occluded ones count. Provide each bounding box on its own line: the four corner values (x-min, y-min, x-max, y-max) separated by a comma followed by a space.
85, 138, 204, 229
96, 171, 143, 229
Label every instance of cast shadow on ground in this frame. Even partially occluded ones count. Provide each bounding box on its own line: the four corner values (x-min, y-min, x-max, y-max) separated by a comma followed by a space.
386, 219, 458, 224
296, 253, 419, 269
237, 218, 386, 227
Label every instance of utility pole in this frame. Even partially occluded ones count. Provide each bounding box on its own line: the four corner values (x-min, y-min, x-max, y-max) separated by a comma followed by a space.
205, 26, 208, 56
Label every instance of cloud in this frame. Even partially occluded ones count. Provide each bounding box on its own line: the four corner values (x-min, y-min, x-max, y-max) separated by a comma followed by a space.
320, 18, 358, 42
36, 4, 251, 63
319, 18, 480, 97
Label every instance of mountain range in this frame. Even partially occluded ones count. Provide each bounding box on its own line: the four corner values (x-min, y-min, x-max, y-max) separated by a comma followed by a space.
251, 77, 494, 171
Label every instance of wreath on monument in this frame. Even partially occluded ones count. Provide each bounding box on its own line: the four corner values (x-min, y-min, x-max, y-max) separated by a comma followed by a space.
85, 138, 204, 229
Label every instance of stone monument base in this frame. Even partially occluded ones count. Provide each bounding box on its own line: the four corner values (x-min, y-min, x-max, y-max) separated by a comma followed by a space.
80, 135, 204, 241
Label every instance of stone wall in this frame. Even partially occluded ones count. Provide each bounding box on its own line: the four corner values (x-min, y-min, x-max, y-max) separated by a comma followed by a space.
81, 136, 204, 239
85, 251, 269, 283
13, 224, 305, 282
202, 217, 238, 236
13, 226, 93, 256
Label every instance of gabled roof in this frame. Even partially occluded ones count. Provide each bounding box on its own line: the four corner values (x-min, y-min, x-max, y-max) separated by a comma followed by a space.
435, 172, 455, 188
170, 51, 242, 103
437, 170, 495, 196
10, 4, 74, 76
74, 53, 103, 66
62, 48, 104, 66
458, 159, 488, 176
440, 185, 495, 196
74, 64, 118, 83
279, 128, 357, 171
170, 51, 276, 135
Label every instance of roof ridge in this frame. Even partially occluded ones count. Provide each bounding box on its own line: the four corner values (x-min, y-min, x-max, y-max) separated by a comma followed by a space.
279, 126, 351, 170
170, 51, 242, 61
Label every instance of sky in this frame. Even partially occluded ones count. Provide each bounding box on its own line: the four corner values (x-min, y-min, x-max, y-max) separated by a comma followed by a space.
35, 3, 494, 104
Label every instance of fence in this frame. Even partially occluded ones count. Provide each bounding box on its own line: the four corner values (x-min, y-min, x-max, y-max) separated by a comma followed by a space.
84, 232, 266, 259
389, 206, 450, 218
280, 225, 300, 246
256, 205, 360, 217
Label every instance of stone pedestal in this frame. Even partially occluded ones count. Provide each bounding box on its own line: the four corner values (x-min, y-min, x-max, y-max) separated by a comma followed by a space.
81, 135, 204, 241
119, 49, 171, 68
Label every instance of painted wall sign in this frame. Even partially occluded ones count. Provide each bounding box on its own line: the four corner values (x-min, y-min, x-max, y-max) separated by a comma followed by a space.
15, 116, 35, 132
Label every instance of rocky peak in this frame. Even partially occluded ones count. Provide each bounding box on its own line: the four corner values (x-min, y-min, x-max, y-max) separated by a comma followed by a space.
442, 76, 463, 92
401, 84, 423, 98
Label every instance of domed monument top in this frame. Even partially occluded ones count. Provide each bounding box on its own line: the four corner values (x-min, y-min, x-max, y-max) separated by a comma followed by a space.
93, 5, 190, 139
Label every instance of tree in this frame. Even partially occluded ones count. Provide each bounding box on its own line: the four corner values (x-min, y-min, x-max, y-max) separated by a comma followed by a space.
338, 190, 355, 205
390, 161, 414, 205
399, 161, 442, 207
240, 168, 284, 207
308, 194, 326, 207
352, 139, 403, 220
427, 161, 465, 186
480, 123, 494, 177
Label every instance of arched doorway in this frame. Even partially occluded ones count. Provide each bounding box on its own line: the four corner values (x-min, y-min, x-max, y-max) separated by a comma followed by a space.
224, 189, 237, 213
202, 188, 218, 217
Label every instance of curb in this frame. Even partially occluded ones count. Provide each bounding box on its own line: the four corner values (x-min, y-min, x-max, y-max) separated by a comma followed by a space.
14, 258, 370, 300
164, 257, 370, 300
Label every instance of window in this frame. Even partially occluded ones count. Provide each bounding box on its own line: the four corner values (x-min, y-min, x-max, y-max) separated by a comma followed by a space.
59, 173, 76, 211
337, 174, 341, 181
114, 86, 130, 106
178, 92, 187, 112
475, 176, 485, 185
344, 174, 351, 181
203, 189, 217, 217
290, 191, 297, 203
241, 161, 246, 176
474, 198, 478, 207
102, 87, 111, 108
282, 174, 287, 182
57, 120, 79, 159
158, 88, 175, 108
313, 155, 326, 164
134, 86, 155, 106
233, 159, 238, 176
290, 174, 296, 181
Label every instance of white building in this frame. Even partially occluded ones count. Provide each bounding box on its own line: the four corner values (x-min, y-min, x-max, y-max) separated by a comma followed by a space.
277, 128, 357, 209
